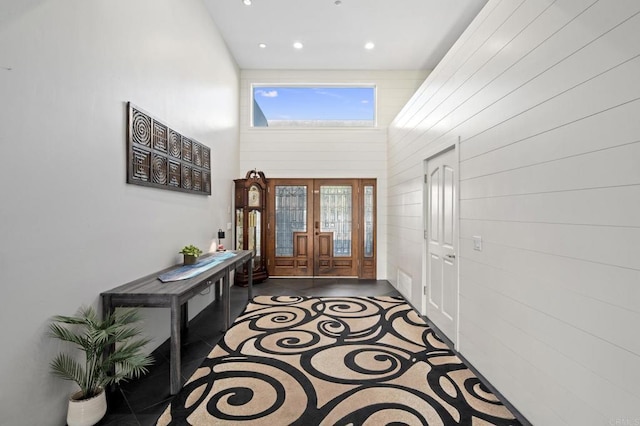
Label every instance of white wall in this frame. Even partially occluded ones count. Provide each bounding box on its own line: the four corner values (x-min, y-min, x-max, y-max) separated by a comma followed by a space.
388, 0, 640, 424
239, 69, 428, 279
0, 1, 239, 424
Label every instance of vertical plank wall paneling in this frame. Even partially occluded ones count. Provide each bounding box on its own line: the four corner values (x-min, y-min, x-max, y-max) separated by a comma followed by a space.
387, 0, 640, 424
240, 70, 428, 279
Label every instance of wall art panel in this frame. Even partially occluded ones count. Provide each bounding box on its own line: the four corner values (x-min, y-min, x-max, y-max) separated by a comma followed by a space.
127, 102, 211, 195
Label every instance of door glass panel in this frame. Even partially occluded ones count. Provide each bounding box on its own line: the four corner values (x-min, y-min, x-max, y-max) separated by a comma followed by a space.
320, 185, 352, 257
275, 185, 307, 256
248, 210, 261, 269
364, 185, 374, 258
235, 209, 243, 249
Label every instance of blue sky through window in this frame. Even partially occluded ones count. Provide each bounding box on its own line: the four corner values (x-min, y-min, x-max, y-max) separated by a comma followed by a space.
252, 86, 375, 127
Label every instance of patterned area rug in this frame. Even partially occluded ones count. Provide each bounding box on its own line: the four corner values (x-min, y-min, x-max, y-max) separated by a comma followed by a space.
157, 296, 521, 425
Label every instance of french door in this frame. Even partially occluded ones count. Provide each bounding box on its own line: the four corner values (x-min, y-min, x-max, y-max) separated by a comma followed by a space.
266, 178, 376, 278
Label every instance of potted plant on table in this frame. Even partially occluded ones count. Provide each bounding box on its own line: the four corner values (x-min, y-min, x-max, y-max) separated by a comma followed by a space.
49, 307, 153, 426
179, 244, 203, 265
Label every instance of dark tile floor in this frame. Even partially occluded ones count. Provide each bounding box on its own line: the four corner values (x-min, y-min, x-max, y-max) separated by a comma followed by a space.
98, 278, 401, 426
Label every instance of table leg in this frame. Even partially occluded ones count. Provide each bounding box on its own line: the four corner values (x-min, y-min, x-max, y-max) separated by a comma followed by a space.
170, 297, 182, 395
223, 268, 230, 331
215, 280, 221, 300
248, 257, 253, 300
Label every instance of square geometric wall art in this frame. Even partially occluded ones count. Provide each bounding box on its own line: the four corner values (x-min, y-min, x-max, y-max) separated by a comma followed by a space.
127, 102, 211, 195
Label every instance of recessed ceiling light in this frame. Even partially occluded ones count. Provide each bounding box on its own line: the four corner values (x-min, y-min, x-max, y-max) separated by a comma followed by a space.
242, 0, 252, 5
258, 43, 267, 48
364, 42, 375, 50
293, 41, 304, 49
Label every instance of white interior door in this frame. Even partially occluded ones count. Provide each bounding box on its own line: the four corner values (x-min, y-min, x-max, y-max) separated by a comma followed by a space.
425, 148, 458, 345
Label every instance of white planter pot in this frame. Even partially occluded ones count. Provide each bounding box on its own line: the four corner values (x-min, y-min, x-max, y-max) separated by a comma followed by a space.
66, 388, 107, 426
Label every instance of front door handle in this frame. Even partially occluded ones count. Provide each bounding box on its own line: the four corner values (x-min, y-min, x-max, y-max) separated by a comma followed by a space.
444, 254, 456, 260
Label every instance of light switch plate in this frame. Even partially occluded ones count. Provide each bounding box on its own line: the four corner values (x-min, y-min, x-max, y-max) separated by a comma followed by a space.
473, 236, 482, 251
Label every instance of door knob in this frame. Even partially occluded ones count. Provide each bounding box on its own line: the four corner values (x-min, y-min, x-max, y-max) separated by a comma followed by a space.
445, 254, 456, 260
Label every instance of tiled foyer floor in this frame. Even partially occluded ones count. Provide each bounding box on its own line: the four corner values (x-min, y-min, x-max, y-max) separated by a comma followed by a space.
98, 278, 401, 425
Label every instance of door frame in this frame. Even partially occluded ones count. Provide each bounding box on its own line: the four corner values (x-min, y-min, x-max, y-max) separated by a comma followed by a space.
422, 137, 460, 347
266, 178, 376, 279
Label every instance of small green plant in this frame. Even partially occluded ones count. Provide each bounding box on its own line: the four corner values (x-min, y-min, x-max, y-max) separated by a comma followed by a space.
49, 307, 153, 400
179, 244, 203, 257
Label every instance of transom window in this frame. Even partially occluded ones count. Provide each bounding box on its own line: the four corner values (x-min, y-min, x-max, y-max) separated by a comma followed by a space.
252, 85, 376, 128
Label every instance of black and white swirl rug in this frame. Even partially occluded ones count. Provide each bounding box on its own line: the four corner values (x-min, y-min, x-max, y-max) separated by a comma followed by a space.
157, 296, 521, 425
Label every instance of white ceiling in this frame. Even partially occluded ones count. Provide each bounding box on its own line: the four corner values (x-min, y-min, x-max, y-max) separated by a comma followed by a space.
203, 0, 488, 70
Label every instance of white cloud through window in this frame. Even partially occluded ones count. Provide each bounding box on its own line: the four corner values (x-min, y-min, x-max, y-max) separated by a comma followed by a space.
252, 85, 375, 127
256, 89, 278, 98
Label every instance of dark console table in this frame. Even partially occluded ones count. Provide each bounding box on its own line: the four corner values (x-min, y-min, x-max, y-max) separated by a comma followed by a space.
101, 250, 253, 394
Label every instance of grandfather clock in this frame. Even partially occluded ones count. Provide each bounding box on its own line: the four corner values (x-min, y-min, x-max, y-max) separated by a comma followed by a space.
234, 170, 269, 284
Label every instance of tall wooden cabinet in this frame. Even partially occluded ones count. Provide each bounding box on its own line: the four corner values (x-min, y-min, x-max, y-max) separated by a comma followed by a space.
234, 170, 269, 284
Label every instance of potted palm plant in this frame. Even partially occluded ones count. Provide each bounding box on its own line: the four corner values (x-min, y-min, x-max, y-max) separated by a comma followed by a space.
49, 306, 153, 426
179, 244, 203, 265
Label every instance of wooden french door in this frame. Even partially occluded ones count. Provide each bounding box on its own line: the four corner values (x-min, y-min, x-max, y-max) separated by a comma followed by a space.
266, 178, 376, 278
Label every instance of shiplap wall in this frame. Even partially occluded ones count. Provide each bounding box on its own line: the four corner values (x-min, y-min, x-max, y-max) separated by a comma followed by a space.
239, 70, 428, 279
388, 0, 640, 424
